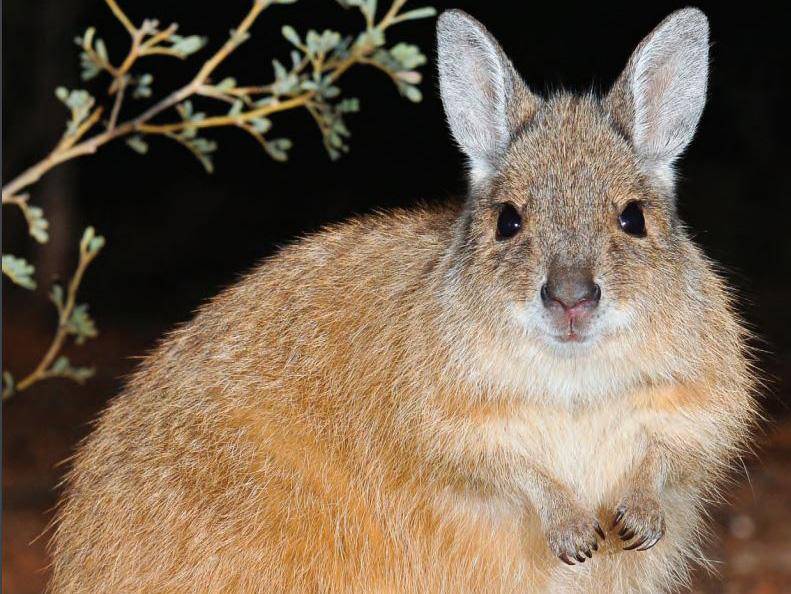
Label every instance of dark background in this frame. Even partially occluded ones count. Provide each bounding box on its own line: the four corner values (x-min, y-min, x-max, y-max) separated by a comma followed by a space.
3, 2, 790, 592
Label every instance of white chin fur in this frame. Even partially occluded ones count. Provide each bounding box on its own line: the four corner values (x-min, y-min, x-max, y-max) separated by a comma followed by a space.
467, 302, 648, 405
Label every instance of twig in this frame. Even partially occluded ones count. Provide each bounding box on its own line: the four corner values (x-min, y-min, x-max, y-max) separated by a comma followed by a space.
108, 78, 127, 130
58, 107, 105, 152
1, 1, 268, 201
140, 24, 179, 52
1, 0, 427, 200
104, 0, 136, 37
13, 234, 102, 394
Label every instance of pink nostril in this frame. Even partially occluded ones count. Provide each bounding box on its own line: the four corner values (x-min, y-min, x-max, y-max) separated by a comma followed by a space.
541, 281, 601, 311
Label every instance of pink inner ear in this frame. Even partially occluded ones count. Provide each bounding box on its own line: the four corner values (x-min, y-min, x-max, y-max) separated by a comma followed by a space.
635, 56, 680, 153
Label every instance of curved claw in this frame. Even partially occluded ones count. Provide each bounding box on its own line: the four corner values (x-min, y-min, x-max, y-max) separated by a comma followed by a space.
575, 553, 586, 563
595, 522, 606, 540
583, 547, 593, 558
559, 552, 575, 565
637, 534, 663, 551
623, 535, 648, 550
611, 510, 625, 528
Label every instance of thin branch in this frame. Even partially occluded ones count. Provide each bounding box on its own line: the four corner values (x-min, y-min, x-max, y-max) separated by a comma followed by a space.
59, 107, 106, 152
236, 121, 269, 152
2, 192, 29, 207
191, 0, 270, 87
108, 79, 127, 130
196, 85, 239, 105
139, 23, 178, 51
1, 0, 269, 200
138, 47, 188, 59
1, 0, 426, 200
137, 93, 312, 133
104, 0, 136, 37
380, 0, 409, 28
13, 236, 102, 394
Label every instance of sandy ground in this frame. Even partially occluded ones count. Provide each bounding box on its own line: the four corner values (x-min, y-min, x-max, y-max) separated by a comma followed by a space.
3, 322, 790, 593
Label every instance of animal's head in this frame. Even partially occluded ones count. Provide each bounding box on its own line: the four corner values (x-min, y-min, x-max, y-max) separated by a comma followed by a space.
436, 9, 713, 399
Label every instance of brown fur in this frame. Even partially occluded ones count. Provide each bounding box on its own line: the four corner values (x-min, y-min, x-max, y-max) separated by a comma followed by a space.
49, 13, 758, 594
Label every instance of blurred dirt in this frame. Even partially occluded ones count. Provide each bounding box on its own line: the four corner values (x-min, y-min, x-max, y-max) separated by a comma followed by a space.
3, 319, 790, 593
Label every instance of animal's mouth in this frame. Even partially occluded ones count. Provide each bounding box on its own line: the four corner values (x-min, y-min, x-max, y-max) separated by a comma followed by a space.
556, 330, 586, 343
552, 330, 591, 345
550, 317, 592, 344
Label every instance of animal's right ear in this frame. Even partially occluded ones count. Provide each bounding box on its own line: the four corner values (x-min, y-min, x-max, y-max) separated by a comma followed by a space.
437, 10, 539, 188
604, 9, 710, 194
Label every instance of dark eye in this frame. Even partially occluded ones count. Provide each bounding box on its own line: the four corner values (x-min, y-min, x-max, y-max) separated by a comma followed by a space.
618, 201, 646, 237
496, 203, 522, 240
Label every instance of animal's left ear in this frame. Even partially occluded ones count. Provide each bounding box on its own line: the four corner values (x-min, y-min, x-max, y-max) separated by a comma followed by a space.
604, 8, 709, 193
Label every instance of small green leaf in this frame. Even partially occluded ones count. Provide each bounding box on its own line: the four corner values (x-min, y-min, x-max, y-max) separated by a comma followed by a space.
250, 117, 272, 134
321, 85, 341, 99
51, 356, 70, 374
133, 86, 152, 99
170, 35, 207, 56
25, 205, 49, 243
88, 235, 106, 253
338, 98, 360, 113
290, 50, 302, 69
266, 138, 292, 162
356, 28, 385, 50
216, 77, 237, 91
395, 70, 421, 85
126, 135, 149, 154
67, 303, 98, 345
80, 226, 94, 248
402, 84, 422, 103
176, 100, 194, 120
167, 132, 218, 174
282, 25, 302, 48
272, 59, 288, 81
390, 43, 427, 70
2, 255, 36, 290
56, 88, 96, 134
95, 38, 108, 61
394, 7, 437, 22
48, 356, 95, 384
80, 226, 105, 255
50, 284, 65, 311
228, 99, 244, 117
79, 53, 102, 81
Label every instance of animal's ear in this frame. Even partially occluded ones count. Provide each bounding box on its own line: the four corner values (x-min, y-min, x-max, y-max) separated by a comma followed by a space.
604, 8, 709, 193
437, 10, 539, 188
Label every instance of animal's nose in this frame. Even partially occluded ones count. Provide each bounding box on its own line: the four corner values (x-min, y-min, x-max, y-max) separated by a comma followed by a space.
540, 271, 601, 311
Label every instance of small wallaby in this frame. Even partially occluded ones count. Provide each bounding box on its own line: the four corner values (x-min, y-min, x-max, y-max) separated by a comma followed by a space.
50, 8, 758, 593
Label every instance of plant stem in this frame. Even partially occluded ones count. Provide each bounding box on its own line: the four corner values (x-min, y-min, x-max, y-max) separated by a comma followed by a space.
0, 0, 413, 201
13, 240, 99, 394
108, 79, 127, 130
0, 0, 269, 202
138, 94, 312, 133
104, 0, 136, 36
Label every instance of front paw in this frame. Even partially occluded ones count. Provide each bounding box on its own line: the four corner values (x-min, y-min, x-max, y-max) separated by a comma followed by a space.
611, 490, 666, 551
544, 507, 606, 565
